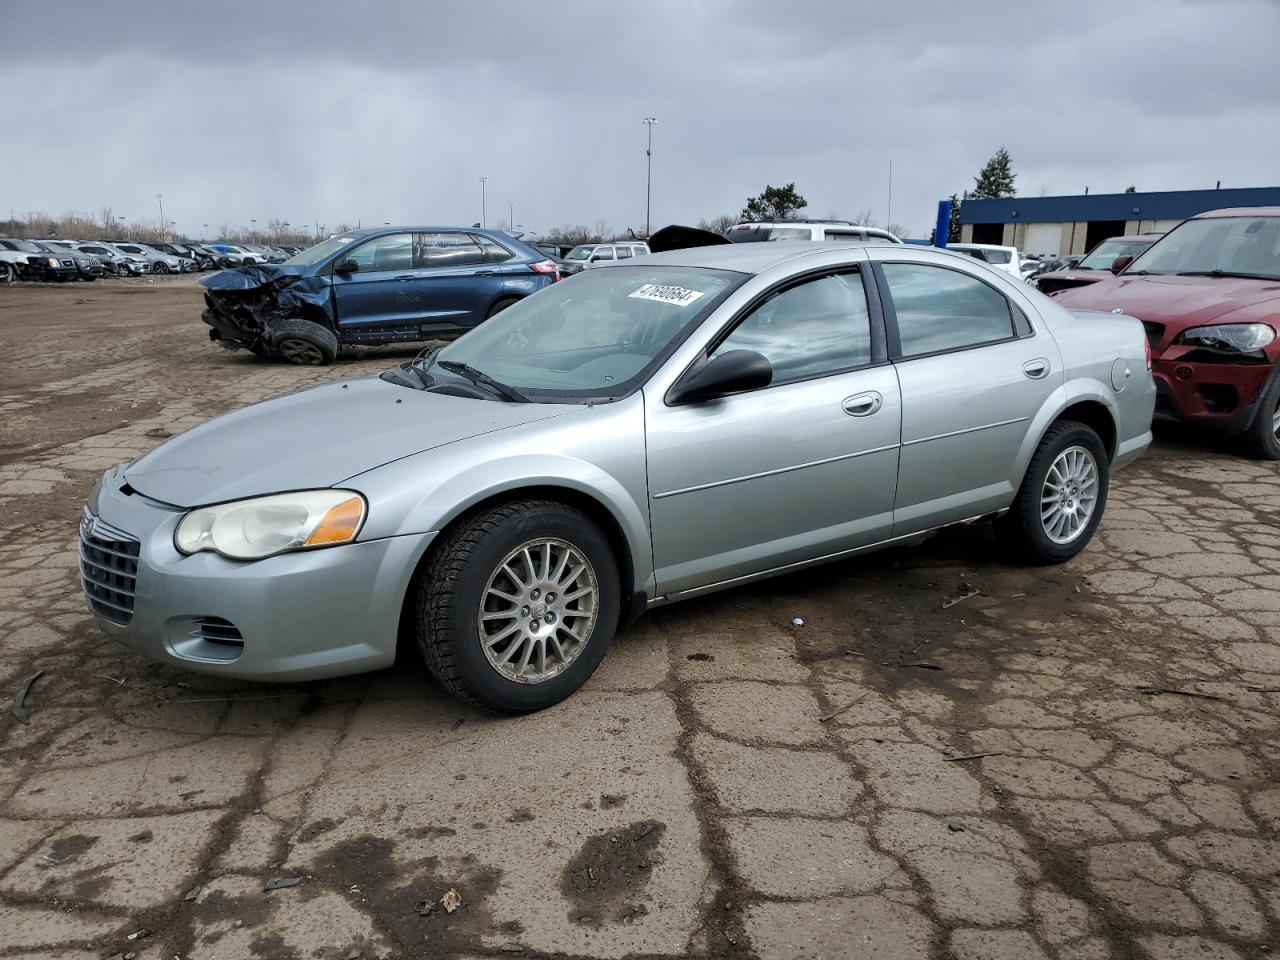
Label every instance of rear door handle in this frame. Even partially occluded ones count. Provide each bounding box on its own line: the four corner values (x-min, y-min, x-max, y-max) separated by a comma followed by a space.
1022, 358, 1051, 380
842, 391, 883, 417
394, 275, 416, 282
475, 270, 496, 277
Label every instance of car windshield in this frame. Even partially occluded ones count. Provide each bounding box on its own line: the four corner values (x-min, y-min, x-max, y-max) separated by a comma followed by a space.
564, 245, 593, 261
1077, 239, 1150, 270
766, 227, 812, 241
5, 240, 42, 252
420, 266, 747, 401
1126, 216, 1280, 280
981, 249, 1013, 264
283, 236, 356, 267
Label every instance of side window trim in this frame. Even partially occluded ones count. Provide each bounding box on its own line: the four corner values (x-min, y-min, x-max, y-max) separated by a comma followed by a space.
701, 266, 887, 390
870, 260, 1034, 362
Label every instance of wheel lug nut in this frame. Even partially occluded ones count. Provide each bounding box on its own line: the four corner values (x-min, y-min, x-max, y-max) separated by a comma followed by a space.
530, 588, 540, 600
521, 606, 530, 616
546, 592, 556, 603
530, 620, 540, 632
546, 612, 556, 624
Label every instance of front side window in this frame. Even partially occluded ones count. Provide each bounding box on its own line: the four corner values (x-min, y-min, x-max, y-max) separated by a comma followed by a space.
883, 263, 1017, 358
564, 245, 592, 261
591, 247, 615, 261
415, 232, 486, 268
713, 272, 872, 383
345, 233, 413, 272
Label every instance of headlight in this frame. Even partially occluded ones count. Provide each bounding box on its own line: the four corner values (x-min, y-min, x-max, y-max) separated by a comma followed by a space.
1177, 323, 1275, 353
46, 257, 59, 268
175, 490, 365, 560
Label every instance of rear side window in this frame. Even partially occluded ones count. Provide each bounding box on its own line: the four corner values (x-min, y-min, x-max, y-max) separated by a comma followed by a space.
882, 263, 1016, 358
825, 230, 864, 242
474, 236, 514, 263
615, 246, 633, 259
712, 272, 872, 384
766, 227, 812, 241
414, 232, 486, 268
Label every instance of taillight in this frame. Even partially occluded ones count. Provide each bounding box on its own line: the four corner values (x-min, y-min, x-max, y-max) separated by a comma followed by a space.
530, 259, 558, 280
1144, 336, 1152, 371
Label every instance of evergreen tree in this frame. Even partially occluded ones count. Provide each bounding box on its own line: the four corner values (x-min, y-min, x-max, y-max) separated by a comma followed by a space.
947, 192, 966, 243
971, 148, 1017, 199
740, 183, 808, 221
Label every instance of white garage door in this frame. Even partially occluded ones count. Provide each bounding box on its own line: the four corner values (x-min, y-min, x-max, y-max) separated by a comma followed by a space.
1024, 223, 1062, 257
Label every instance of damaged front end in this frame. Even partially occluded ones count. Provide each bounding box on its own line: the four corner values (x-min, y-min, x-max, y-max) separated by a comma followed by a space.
200, 265, 335, 356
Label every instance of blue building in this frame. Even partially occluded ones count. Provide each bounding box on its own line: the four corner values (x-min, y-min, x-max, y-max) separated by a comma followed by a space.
957, 186, 1280, 258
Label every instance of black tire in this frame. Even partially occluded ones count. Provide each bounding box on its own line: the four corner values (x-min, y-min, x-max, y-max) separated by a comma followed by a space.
152, 261, 169, 274
1244, 372, 1280, 460
486, 296, 520, 319
0, 263, 14, 284
416, 500, 621, 713
999, 420, 1110, 565
269, 319, 338, 366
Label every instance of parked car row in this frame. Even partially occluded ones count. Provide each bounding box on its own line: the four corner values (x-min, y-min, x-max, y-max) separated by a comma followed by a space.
0, 238, 307, 281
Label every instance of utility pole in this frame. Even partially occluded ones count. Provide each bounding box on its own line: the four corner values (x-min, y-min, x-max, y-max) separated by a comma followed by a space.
156, 194, 164, 240
887, 159, 893, 229
642, 117, 657, 237
479, 178, 489, 228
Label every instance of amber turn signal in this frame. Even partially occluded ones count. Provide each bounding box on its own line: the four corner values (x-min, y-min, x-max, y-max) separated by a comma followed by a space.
304, 496, 365, 546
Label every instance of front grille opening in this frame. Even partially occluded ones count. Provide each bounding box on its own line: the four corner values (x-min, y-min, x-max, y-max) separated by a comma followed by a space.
169, 616, 245, 663
79, 516, 140, 625
194, 617, 244, 647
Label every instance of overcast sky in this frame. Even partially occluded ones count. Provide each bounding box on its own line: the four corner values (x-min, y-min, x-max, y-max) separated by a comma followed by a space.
3, 0, 1278, 240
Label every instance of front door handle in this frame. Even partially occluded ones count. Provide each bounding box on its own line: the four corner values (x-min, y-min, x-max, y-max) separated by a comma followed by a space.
842, 391, 883, 417
394, 275, 416, 282
1022, 358, 1051, 380
475, 270, 496, 277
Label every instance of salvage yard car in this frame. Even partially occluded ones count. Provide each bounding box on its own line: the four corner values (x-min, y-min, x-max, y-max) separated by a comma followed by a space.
82, 241, 1153, 712
1057, 207, 1280, 458
200, 226, 559, 364
1035, 234, 1163, 295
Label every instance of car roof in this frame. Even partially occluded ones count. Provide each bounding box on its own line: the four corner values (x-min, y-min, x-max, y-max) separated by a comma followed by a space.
640, 240, 901, 273
1192, 206, 1280, 220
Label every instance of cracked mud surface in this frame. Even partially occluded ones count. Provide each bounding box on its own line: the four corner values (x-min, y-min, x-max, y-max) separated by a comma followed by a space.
1, 280, 1278, 959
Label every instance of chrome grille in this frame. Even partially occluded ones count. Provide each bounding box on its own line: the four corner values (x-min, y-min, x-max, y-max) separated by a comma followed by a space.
79, 510, 140, 624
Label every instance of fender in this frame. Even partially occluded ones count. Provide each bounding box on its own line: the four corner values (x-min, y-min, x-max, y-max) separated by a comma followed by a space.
1010, 377, 1121, 485
348, 397, 654, 595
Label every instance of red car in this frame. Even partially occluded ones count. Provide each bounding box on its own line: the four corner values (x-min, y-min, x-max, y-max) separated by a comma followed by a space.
1035, 233, 1163, 295
1056, 207, 1280, 459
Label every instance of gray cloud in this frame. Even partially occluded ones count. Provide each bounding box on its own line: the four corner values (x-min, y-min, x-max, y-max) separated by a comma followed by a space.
2, 0, 1277, 240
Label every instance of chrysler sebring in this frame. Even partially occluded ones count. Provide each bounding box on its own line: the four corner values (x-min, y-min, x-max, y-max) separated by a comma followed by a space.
81, 242, 1154, 712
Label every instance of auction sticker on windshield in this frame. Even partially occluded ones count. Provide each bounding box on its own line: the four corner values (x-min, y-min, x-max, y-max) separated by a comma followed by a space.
628, 283, 705, 307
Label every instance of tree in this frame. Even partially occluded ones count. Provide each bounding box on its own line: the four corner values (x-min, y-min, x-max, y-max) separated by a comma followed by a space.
740, 182, 807, 222
697, 213, 737, 235
1124, 185, 1137, 194
947, 192, 966, 243
971, 148, 1016, 199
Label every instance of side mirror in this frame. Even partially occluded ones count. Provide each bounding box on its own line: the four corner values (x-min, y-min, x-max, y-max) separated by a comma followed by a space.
1110, 255, 1133, 275
668, 350, 773, 405
335, 258, 359, 274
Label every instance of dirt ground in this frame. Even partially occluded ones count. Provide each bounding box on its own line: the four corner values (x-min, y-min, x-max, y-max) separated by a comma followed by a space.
1, 278, 1278, 960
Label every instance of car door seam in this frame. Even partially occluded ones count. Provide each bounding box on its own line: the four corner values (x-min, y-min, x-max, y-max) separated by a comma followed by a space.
652, 442, 902, 500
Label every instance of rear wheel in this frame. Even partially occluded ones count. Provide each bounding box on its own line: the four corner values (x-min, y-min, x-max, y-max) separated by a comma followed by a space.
416, 500, 620, 713
1244, 373, 1280, 460
269, 319, 338, 366
1000, 420, 1109, 565
486, 296, 520, 319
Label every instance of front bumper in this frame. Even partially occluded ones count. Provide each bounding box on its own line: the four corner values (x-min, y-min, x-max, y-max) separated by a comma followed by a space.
1152, 355, 1275, 434
81, 468, 435, 682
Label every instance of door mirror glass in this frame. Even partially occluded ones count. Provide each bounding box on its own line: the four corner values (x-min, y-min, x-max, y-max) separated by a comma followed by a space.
1110, 254, 1133, 274
335, 258, 359, 274
669, 350, 773, 405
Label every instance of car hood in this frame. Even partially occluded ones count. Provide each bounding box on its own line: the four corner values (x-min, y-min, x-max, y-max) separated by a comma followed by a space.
124, 377, 568, 507
1055, 274, 1280, 330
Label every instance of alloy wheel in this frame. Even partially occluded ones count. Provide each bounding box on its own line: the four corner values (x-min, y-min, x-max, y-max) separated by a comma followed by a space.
1272, 395, 1280, 441
276, 338, 325, 365
1040, 445, 1099, 544
477, 537, 598, 684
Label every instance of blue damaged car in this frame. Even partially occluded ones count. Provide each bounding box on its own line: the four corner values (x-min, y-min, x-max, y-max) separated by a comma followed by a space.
200, 227, 561, 365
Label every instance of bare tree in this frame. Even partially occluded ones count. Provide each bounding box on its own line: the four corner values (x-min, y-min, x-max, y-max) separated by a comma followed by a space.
696, 213, 737, 235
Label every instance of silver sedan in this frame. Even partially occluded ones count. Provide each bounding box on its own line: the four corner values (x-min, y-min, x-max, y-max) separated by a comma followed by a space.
81, 242, 1154, 712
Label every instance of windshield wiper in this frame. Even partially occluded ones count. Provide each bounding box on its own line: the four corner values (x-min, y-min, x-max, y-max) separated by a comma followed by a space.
1175, 269, 1279, 281
437, 360, 530, 403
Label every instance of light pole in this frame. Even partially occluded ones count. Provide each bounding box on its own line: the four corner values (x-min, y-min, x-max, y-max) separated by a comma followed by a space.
642, 117, 657, 237
156, 194, 164, 240
478, 178, 489, 228
118, 215, 127, 240
507, 201, 514, 232
250, 219, 257, 242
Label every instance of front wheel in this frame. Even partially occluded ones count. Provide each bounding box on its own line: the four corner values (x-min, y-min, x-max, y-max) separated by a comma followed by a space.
0, 263, 14, 284
416, 500, 620, 713
152, 261, 169, 274
1244, 373, 1280, 460
999, 420, 1109, 565
269, 319, 338, 365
